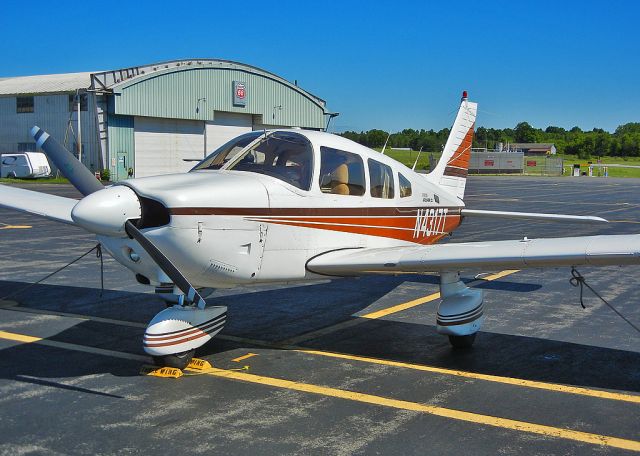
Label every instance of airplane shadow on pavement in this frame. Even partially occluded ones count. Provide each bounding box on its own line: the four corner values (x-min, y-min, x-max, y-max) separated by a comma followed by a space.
0, 276, 638, 395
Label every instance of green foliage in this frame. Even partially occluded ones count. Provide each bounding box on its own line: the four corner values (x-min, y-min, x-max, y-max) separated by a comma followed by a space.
100, 169, 111, 181
340, 122, 640, 158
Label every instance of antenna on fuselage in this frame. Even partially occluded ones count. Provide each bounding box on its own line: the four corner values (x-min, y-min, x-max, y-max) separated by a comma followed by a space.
412, 146, 423, 171
380, 133, 391, 155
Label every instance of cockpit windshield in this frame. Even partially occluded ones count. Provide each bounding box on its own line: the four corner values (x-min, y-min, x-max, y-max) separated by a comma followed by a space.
227, 131, 314, 190
191, 131, 263, 171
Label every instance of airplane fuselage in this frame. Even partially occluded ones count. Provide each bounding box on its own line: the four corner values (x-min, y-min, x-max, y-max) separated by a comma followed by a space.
98, 131, 464, 289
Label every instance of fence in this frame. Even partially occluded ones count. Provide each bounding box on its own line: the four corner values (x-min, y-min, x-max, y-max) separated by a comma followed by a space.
468, 152, 564, 176
469, 152, 524, 174
523, 156, 564, 176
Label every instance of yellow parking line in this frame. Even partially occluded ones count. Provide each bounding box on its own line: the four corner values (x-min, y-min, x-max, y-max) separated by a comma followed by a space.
194, 367, 640, 452
0, 330, 148, 362
361, 292, 441, 319
3, 327, 640, 450
361, 269, 520, 319
0, 225, 31, 229
232, 353, 258, 362
294, 349, 640, 404
5, 307, 637, 405
0, 330, 40, 343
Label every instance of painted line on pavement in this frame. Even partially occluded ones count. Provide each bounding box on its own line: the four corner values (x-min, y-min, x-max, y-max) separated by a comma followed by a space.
2, 313, 639, 405
2, 328, 638, 451
283, 270, 519, 345
191, 367, 640, 452
0, 330, 148, 362
231, 353, 258, 362
294, 349, 640, 404
360, 269, 519, 319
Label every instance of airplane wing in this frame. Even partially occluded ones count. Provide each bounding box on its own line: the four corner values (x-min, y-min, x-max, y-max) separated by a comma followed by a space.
306, 234, 640, 276
460, 209, 607, 224
0, 184, 78, 225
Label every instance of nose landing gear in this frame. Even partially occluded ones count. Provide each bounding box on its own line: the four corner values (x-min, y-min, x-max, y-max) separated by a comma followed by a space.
144, 305, 227, 367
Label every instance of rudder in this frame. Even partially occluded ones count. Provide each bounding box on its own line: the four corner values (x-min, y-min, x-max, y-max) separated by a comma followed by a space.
426, 92, 477, 200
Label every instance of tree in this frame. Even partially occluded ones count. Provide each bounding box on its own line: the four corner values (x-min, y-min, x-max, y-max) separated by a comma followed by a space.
338, 122, 640, 157
514, 122, 538, 143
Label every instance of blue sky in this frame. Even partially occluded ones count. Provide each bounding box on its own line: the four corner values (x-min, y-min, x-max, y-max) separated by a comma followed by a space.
1, 0, 638, 133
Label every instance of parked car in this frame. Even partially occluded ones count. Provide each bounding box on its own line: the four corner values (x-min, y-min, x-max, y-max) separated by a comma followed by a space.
0, 152, 51, 178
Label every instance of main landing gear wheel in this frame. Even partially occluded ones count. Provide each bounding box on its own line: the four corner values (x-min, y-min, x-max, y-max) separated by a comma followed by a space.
448, 334, 476, 349
153, 349, 195, 369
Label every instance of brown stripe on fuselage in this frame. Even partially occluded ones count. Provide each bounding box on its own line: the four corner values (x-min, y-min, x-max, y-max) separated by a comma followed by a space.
169, 207, 462, 217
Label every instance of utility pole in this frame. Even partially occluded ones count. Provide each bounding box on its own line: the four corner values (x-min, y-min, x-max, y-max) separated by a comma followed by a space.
76, 90, 82, 164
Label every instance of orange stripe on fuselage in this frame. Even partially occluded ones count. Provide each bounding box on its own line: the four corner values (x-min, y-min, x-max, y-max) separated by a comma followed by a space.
249, 215, 462, 244
169, 206, 463, 245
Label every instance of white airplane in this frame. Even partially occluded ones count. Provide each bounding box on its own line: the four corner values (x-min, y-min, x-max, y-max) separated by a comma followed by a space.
2, 92, 639, 369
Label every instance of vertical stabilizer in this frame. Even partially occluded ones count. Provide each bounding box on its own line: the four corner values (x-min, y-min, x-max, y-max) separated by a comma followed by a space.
427, 92, 477, 200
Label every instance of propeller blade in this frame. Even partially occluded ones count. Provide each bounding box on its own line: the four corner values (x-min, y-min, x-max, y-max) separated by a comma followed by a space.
30, 126, 104, 196
124, 220, 206, 309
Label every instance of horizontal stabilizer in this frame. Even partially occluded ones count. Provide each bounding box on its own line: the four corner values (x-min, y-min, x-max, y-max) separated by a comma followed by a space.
461, 209, 607, 224
307, 234, 640, 275
0, 184, 77, 225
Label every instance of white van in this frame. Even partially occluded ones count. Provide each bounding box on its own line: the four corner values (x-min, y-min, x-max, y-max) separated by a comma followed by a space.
0, 152, 51, 178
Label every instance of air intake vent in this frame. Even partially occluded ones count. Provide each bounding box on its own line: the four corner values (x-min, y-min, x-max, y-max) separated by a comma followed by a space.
138, 197, 170, 229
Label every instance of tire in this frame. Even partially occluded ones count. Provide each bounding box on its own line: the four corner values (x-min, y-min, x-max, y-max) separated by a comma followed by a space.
448, 333, 476, 349
6, 172, 16, 179
153, 349, 195, 369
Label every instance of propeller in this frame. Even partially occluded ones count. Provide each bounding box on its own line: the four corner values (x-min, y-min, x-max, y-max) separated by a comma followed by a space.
124, 221, 207, 308
31, 126, 103, 196
31, 126, 206, 309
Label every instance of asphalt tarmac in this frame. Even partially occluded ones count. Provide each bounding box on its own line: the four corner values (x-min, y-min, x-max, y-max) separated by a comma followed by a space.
0, 176, 639, 455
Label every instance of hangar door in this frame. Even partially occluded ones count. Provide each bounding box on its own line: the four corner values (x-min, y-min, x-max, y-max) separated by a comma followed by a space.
205, 112, 253, 155
134, 117, 205, 178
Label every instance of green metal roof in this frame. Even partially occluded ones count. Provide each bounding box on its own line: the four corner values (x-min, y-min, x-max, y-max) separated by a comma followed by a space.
92, 59, 328, 129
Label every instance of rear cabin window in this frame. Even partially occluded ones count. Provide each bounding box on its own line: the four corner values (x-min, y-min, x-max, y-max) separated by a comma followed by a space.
227, 131, 314, 191
319, 147, 365, 196
368, 159, 395, 199
399, 173, 412, 197
192, 131, 262, 171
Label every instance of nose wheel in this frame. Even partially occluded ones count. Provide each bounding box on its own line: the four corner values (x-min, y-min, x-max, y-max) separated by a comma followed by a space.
448, 334, 476, 349
153, 349, 196, 369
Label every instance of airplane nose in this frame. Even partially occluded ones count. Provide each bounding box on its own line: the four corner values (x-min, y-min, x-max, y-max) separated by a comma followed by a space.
71, 185, 141, 236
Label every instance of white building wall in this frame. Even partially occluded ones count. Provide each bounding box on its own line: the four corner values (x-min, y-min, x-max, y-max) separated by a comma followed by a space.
0, 94, 100, 172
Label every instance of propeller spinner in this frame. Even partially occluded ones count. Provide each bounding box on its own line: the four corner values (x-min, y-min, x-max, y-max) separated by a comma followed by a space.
31, 126, 224, 367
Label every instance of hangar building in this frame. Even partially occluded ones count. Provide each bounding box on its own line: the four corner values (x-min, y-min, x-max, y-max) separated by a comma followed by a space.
0, 59, 333, 181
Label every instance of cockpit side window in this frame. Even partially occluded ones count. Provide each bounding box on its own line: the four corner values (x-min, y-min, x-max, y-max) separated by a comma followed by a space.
227, 132, 314, 190
399, 173, 412, 197
319, 146, 365, 196
191, 131, 262, 171
368, 159, 395, 199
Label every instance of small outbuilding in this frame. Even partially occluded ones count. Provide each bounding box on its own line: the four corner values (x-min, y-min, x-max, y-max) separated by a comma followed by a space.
0, 59, 334, 181
508, 143, 557, 156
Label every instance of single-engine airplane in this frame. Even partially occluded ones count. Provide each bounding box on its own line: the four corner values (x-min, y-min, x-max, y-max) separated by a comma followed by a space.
1, 92, 639, 369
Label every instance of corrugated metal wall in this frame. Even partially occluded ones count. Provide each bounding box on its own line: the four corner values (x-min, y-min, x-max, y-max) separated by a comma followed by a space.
0, 94, 100, 172
111, 68, 325, 129
107, 114, 134, 180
